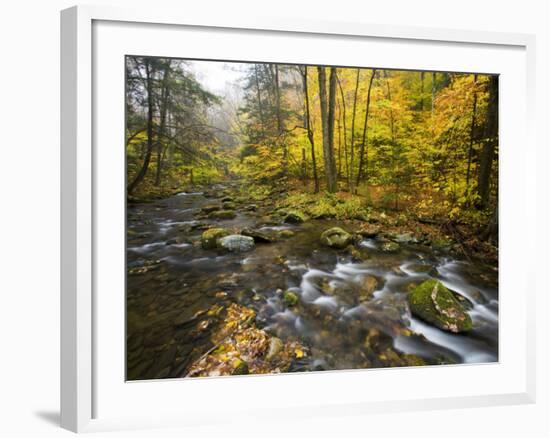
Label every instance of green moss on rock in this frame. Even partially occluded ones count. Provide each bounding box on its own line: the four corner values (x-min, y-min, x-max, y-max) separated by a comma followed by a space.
284, 210, 306, 224
283, 290, 299, 307
208, 209, 237, 220
408, 279, 472, 333
320, 227, 352, 249
278, 229, 295, 238
201, 227, 229, 249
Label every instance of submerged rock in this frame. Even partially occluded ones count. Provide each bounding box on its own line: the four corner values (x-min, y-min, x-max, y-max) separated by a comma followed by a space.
201, 227, 229, 249
320, 227, 352, 249
218, 235, 255, 252
345, 245, 368, 262
408, 279, 472, 333
406, 263, 438, 276
278, 229, 295, 238
241, 227, 275, 243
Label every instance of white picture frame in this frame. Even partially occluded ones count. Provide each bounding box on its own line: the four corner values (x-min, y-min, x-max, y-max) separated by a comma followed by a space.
60, 4, 537, 433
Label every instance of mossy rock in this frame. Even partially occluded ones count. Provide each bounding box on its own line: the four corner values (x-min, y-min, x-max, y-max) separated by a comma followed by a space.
208, 209, 237, 220
278, 229, 295, 238
320, 227, 352, 249
345, 245, 369, 262
381, 241, 400, 253
221, 196, 234, 203
201, 227, 229, 249
408, 279, 472, 333
284, 210, 306, 224
201, 204, 221, 213
222, 201, 236, 210
283, 290, 299, 307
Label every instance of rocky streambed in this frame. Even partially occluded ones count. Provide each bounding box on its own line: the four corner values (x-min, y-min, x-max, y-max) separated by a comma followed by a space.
126, 183, 498, 380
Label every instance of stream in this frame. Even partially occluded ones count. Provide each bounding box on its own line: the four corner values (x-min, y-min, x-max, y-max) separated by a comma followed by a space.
126, 183, 499, 380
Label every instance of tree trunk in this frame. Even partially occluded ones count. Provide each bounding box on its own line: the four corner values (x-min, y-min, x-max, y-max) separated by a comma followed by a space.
128, 59, 155, 195
356, 69, 376, 188
336, 75, 349, 189
274, 64, 287, 172
254, 64, 265, 138
317, 66, 337, 193
477, 75, 499, 209
155, 61, 171, 186
349, 68, 361, 193
465, 74, 478, 197
384, 71, 399, 210
302, 66, 319, 193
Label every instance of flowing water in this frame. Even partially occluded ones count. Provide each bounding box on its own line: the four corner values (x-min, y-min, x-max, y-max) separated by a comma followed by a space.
126, 184, 498, 380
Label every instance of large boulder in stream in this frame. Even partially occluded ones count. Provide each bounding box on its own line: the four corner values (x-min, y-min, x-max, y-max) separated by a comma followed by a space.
201, 227, 229, 249
408, 279, 472, 333
218, 235, 255, 252
320, 227, 352, 249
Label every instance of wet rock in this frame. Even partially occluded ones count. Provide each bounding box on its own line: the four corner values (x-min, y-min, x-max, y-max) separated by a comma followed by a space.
222, 201, 236, 210
451, 291, 474, 310
244, 204, 258, 211
283, 210, 306, 224
283, 290, 299, 307
391, 233, 418, 244
278, 229, 295, 238
201, 227, 229, 249
208, 209, 237, 220
201, 204, 221, 213
345, 245, 368, 262
364, 328, 393, 352
359, 275, 378, 302
265, 337, 284, 361
241, 227, 275, 243
407, 263, 438, 276
221, 196, 234, 203
218, 235, 255, 252
408, 279, 472, 333
381, 241, 400, 253
320, 227, 352, 249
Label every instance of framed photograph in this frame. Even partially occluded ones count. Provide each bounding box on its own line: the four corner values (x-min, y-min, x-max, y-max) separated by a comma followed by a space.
61, 5, 536, 432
